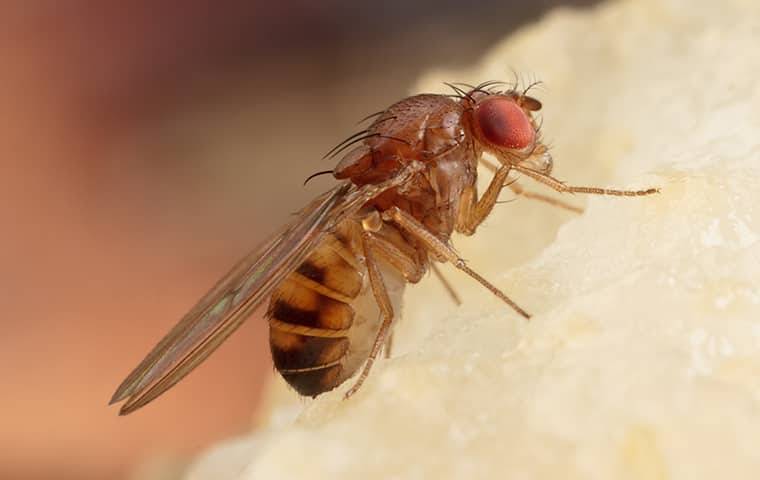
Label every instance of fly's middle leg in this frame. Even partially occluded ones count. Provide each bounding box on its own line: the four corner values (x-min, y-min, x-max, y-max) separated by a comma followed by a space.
384, 206, 531, 319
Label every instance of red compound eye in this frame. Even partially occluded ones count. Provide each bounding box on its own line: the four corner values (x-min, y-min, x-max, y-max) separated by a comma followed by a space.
476, 97, 535, 149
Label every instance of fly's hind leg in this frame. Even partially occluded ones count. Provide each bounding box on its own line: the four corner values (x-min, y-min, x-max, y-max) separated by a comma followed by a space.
343, 232, 400, 399
382, 263, 461, 360
381, 264, 461, 360
359, 212, 427, 361
431, 262, 462, 306
383, 331, 394, 360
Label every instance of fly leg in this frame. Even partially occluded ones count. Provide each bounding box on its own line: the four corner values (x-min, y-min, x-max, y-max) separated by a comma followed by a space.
383, 331, 394, 360
456, 164, 512, 235
480, 157, 583, 214
358, 215, 427, 361
343, 232, 401, 399
360, 219, 461, 359
431, 262, 462, 306
507, 180, 584, 214
383, 206, 530, 319
512, 164, 660, 197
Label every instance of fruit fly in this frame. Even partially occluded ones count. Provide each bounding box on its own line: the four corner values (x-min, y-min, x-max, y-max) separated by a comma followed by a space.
111, 80, 658, 415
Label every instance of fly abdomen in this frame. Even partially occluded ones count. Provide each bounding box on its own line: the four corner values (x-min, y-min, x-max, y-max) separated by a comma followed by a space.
267, 232, 364, 396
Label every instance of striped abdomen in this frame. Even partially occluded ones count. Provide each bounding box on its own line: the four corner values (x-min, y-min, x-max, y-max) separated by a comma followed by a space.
266, 229, 365, 396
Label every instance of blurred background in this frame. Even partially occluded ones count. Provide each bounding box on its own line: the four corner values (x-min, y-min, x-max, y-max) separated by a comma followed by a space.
0, 1, 598, 478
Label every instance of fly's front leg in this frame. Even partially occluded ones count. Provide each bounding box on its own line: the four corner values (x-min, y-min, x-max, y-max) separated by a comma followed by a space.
512, 164, 660, 197
384, 206, 530, 319
456, 164, 512, 236
508, 180, 584, 214
480, 157, 583, 214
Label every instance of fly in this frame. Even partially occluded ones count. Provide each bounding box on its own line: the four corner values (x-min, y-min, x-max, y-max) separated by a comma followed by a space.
111, 80, 658, 415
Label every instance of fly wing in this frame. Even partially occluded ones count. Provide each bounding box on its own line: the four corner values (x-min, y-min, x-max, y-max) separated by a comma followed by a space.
110, 160, 423, 415
111, 183, 353, 415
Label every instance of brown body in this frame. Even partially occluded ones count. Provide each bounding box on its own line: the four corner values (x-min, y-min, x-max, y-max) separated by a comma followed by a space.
269, 94, 477, 395
111, 81, 658, 414
267, 221, 406, 395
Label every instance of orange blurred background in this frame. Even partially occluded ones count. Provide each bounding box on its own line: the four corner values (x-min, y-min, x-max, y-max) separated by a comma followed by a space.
0, 1, 596, 479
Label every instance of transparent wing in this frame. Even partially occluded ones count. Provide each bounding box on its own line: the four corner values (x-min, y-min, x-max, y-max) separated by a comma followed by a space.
110, 161, 424, 415
111, 184, 352, 415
